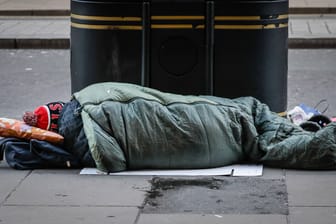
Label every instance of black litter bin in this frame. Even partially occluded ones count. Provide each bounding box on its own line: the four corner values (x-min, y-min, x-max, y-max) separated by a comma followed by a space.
71, 0, 288, 112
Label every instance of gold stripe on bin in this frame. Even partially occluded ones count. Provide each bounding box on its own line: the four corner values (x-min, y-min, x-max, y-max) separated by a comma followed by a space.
72, 22, 288, 30
71, 13, 142, 21
151, 15, 204, 20
215, 16, 261, 21
215, 14, 288, 21
71, 22, 193, 30
151, 24, 193, 29
71, 13, 288, 30
71, 22, 142, 30
71, 13, 288, 22
278, 14, 289, 19
215, 23, 288, 30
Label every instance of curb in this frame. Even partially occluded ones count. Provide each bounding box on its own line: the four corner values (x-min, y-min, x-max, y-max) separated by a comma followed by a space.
289, 7, 336, 14
0, 39, 69, 49
0, 38, 335, 49
288, 38, 336, 49
0, 10, 70, 16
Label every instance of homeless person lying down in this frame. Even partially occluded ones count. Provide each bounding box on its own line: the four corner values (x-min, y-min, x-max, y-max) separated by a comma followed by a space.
0, 82, 335, 172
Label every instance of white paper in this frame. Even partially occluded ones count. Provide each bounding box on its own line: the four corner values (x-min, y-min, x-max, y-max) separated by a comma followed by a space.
231, 164, 263, 176
80, 164, 263, 177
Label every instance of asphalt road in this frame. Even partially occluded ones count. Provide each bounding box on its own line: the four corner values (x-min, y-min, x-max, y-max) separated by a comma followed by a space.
0, 49, 335, 119
288, 49, 336, 117
0, 49, 336, 218
0, 50, 70, 119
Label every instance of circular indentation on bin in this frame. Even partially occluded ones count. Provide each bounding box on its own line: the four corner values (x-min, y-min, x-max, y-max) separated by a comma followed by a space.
159, 36, 198, 76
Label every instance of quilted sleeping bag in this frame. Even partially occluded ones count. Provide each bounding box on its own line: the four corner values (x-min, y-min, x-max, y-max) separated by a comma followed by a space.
72, 82, 336, 172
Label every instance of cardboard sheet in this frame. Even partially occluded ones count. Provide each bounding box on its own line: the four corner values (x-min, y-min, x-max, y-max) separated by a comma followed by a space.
80, 164, 263, 177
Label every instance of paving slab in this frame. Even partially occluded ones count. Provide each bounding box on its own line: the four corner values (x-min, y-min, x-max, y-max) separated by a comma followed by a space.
0, 164, 30, 205
290, 15, 336, 37
261, 168, 286, 179
0, 16, 69, 48
0, 0, 70, 16
0, 0, 69, 10
289, 14, 336, 48
0, 206, 139, 224
4, 170, 151, 206
286, 170, 336, 206
1, 20, 65, 37
289, 207, 336, 224
137, 214, 287, 224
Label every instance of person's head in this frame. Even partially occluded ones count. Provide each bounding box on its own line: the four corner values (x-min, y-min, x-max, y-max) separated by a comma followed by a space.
23, 101, 64, 133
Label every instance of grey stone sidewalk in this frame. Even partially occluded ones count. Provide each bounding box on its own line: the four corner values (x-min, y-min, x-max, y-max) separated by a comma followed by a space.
0, 0, 70, 16
0, 15, 336, 49
290, 14, 336, 37
0, 16, 69, 48
289, 14, 336, 47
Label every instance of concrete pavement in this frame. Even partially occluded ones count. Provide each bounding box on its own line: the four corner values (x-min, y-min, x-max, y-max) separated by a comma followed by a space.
290, 14, 336, 48
0, 16, 69, 48
0, 47, 336, 224
0, 0, 70, 16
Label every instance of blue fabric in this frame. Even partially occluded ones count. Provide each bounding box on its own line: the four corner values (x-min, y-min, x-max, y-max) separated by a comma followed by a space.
0, 138, 82, 170
58, 99, 96, 167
